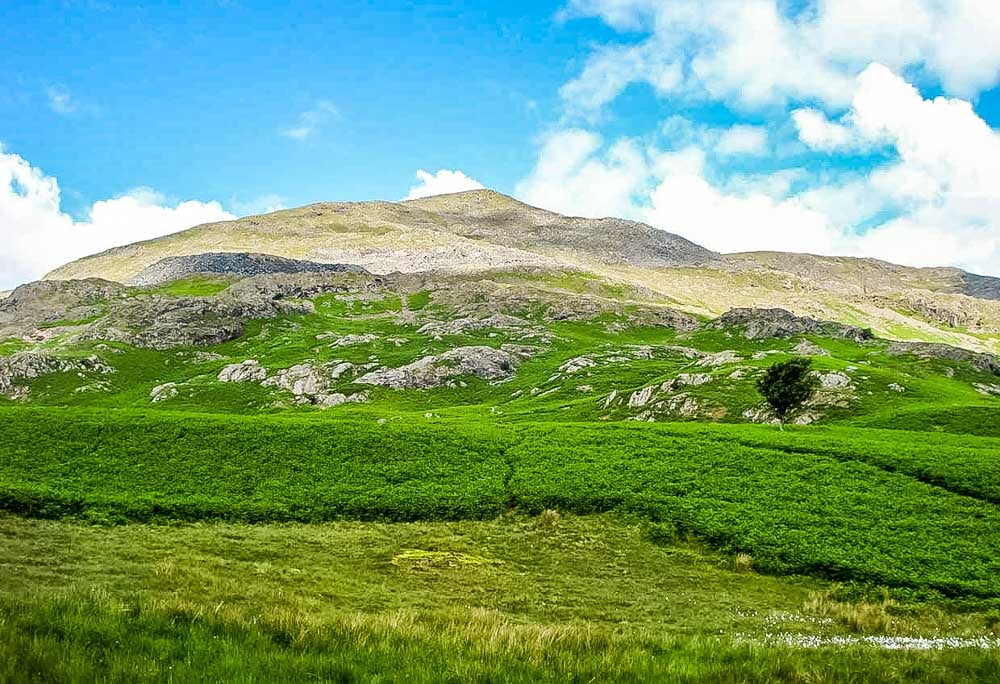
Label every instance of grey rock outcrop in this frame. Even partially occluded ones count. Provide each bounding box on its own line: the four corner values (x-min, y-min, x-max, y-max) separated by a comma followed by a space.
0, 352, 114, 397
0, 278, 128, 340
713, 308, 874, 342
416, 313, 530, 336
150, 383, 178, 402
262, 364, 326, 396
130, 252, 366, 286
81, 295, 312, 349
322, 333, 379, 347
793, 339, 830, 356
818, 372, 852, 389
218, 360, 268, 383
886, 341, 1000, 376
357, 346, 521, 389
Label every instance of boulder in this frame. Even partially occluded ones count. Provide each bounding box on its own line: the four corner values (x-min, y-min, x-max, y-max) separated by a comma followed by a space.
218, 360, 268, 383
262, 364, 325, 396
818, 372, 852, 389
793, 339, 830, 356
357, 346, 521, 389
324, 333, 379, 347
628, 386, 654, 408
697, 350, 741, 367
150, 383, 178, 402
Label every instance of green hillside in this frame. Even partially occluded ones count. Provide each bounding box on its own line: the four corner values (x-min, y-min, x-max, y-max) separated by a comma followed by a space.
3, 255, 1000, 680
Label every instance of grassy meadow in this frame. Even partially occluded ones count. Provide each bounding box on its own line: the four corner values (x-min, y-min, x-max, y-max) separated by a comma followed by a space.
2, 272, 1000, 680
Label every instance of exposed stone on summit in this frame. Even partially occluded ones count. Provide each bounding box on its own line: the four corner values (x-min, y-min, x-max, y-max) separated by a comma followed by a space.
357, 346, 521, 389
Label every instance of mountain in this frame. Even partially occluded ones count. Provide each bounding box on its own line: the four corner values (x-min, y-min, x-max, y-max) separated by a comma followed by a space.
42, 189, 1000, 354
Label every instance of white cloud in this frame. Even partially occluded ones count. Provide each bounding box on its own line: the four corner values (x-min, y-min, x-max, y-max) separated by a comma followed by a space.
517, 64, 1000, 276
561, 0, 1000, 112
0, 145, 235, 288
645, 172, 842, 255
404, 169, 485, 200
792, 109, 857, 151
515, 129, 647, 219
560, 42, 682, 116
280, 100, 338, 140
46, 86, 77, 115
716, 125, 769, 156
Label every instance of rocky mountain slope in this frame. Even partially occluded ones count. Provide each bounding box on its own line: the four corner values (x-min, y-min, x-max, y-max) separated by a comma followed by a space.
1, 189, 997, 427
40, 190, 1000, 354
2, 263, 998, 433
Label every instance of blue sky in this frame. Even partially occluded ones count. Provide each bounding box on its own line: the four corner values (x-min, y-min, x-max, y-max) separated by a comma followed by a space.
4, 0, 1000, 287
1, 1, 588, 210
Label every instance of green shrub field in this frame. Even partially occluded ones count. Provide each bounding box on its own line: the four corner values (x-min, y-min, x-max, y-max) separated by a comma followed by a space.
3, 406, 999, 602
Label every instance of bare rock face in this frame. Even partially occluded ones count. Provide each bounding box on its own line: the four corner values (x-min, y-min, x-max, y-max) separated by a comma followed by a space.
218, 360, 268, 383
714, 308, 874, 342
130, 253, 366, 286
84, 295, 313, 350
357, 346, 521, 389
628, 386, 655, 408
543, 298, 698, 331
317, 391, 371, 408
559, 356, 597, 374
0, 352, 114, 398
886, 342, 1000, 376
0, 278, 129, 340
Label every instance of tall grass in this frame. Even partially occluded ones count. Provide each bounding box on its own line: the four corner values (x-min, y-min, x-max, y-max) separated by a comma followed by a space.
2, 592, 998, 683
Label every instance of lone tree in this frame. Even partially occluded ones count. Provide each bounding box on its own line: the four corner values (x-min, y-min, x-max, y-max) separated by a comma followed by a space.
756, 358, 819, 428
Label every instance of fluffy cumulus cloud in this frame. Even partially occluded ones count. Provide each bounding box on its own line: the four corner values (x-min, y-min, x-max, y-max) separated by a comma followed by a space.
791, 109, 857, 152
560, 0, 1000, 112
516, 1, 1000, 276
404, 169, 485, 200
517, 63, 1000, 274
0, 145, 235, 289
515, 129, 648, 218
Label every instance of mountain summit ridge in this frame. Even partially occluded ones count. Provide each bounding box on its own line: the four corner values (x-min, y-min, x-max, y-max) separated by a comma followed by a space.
39, 189, 1000, 354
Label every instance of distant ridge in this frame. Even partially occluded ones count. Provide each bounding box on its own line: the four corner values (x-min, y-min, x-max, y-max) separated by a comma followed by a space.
42, 189, 1000, 354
